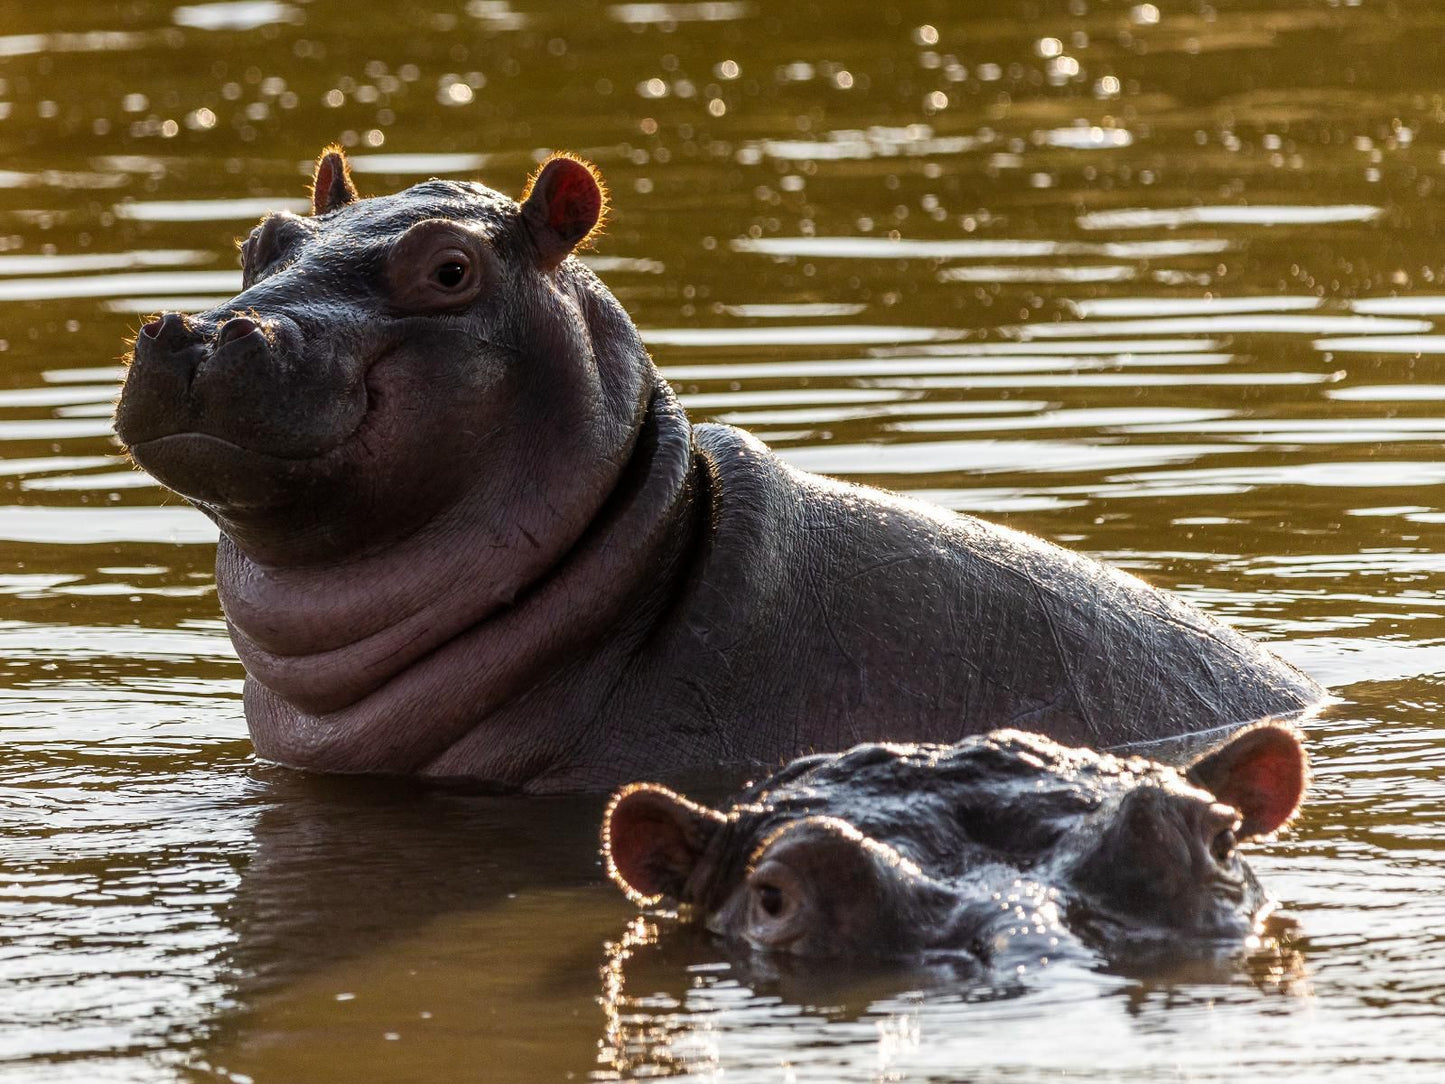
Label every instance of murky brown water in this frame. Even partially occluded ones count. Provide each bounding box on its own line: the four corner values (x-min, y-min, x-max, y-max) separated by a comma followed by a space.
4, 0, 1445, 1080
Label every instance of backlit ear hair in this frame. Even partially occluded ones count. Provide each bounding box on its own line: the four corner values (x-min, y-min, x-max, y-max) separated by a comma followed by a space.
1185, 722, 1308, 839
311, 144, 360, 216
603, 783, 723, 905
519, 152, 609, 268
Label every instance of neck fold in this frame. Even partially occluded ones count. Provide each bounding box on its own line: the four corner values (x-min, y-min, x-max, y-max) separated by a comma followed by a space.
228, 382, 697, 775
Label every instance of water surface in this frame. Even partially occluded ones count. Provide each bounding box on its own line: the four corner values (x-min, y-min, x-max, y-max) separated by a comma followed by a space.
3, 1, 1445, 1080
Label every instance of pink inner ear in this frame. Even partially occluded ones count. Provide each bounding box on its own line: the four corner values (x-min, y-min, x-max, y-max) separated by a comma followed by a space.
545, 160, 602, 238
609, 816, 675, 898
312, 149, 358, 215
1230, 741, 1305, 837
606, 792, 700, 901
315, 156, 339, 199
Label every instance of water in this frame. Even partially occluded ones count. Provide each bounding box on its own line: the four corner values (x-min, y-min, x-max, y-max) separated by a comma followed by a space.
3, 0, 1444, 1079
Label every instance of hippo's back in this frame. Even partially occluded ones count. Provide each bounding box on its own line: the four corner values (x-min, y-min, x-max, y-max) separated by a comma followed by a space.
610, 423, 1322, 773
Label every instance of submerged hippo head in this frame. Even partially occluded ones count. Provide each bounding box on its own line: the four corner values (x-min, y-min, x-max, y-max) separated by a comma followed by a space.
604, 725, 1307, 962
116, 146, 642, 566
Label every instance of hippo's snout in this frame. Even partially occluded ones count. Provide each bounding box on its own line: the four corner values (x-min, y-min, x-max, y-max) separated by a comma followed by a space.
120, 310, 287, 445
116, 300, 369, 511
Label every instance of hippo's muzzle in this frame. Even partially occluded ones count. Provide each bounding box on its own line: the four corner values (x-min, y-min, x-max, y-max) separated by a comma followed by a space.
117, 305, 367, 504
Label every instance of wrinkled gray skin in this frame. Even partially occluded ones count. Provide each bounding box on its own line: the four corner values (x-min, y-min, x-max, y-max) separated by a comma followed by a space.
113, 148, 1323, 793
603, 724, 1308, 961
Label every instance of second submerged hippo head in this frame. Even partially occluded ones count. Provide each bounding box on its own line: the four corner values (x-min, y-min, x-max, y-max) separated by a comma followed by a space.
604, 725, 1308, 963
115, 147, 648, 565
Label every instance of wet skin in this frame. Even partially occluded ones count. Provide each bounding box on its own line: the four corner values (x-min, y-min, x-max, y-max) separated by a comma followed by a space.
113, 147, 1324, 793
604, 724, 1308, 962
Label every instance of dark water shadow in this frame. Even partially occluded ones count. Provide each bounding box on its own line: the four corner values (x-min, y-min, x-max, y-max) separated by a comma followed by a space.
186, 763, 766, 1080
217, 767, 608, 985
184, 767, 610, 1079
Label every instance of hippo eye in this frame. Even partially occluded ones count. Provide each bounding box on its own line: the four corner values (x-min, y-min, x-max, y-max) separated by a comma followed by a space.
433, 261, 468, 289
239, 233, 262, 288
755, 882, 786, 919
1210, 828, 1237, 864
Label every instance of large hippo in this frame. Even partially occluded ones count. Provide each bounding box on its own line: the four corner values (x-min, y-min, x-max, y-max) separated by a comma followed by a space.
113, 147, 1323, 793
604, 723, 1308, 961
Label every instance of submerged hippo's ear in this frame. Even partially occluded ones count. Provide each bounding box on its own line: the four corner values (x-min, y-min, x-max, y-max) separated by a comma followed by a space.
311, 144, 359, 216
603, 783, 723, 905
1185, 722, 1308, 839
519, 153, 608, 268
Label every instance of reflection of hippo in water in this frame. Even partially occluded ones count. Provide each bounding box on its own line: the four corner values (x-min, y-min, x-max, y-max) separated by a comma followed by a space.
113, 146, 1322, 793
604, 724, 1307, 961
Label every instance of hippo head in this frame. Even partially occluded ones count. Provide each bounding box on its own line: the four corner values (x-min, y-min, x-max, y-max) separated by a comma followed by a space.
603, 725, 1307, 962
115, 146, 649, 566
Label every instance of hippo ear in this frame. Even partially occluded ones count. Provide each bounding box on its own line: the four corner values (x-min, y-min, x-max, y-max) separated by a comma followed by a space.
519, 153, 608, 268
603, 783, 723, 905
311, 144, 359, 216
1185, 723, 1308, 839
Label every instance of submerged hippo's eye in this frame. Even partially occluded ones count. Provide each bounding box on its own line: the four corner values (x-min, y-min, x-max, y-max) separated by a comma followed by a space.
1210, 828, 1237, 864
756, 882, 785, 918
433, 260, 468, 289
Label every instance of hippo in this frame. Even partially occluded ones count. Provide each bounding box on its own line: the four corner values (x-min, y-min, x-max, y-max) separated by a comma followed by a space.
603, 723, 1308, 962
112, 146, 1323, 793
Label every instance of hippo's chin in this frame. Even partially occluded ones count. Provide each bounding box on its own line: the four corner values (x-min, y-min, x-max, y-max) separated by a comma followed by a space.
129, 431, 348, 510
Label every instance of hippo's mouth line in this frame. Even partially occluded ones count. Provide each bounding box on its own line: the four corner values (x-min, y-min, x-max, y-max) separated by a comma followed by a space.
117, 322, 519, 470
123, 358, 386, 467
128, 430, 348, 464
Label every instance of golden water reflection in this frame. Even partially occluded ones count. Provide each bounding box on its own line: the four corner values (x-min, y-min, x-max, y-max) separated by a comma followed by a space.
3, 0, 1445, 1079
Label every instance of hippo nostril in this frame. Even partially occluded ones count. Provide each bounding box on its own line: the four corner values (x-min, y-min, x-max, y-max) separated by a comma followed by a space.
218, 317, 261, 346
141, 311, 192, 346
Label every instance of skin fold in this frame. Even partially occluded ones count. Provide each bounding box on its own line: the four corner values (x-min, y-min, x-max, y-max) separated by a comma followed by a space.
113, 148, 1324, 793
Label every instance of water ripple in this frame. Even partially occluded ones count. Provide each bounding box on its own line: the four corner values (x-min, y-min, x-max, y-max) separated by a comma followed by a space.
1328, 385, 1445, 401
941, 265, 1138, 284
1068, 297, 1322, 319
0, 508, 217, 546
1351, 297, 1445, 316
719, 302, 867, 318
1077, 205, 1383, 230
1110, 461, 1445, 491
751, 128, 979, 161
608, 2, 753, 23
733, 236, 1233, 260
779, 440, 1240, 476
344, 152, 490, 175
113, 198, 308, 222
0, 251, 212, 277
1019, 315, 1430, 339
0, 271, 239, 303
662, 352, 1232, 381
1315, 335, 1445, 354
0, 385, 121, 408
171, 2, 305, 31
0, 170, 128, 190
1039, 126, 1133, 150
0, 31, 148, 58
641, 324, 962, 347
